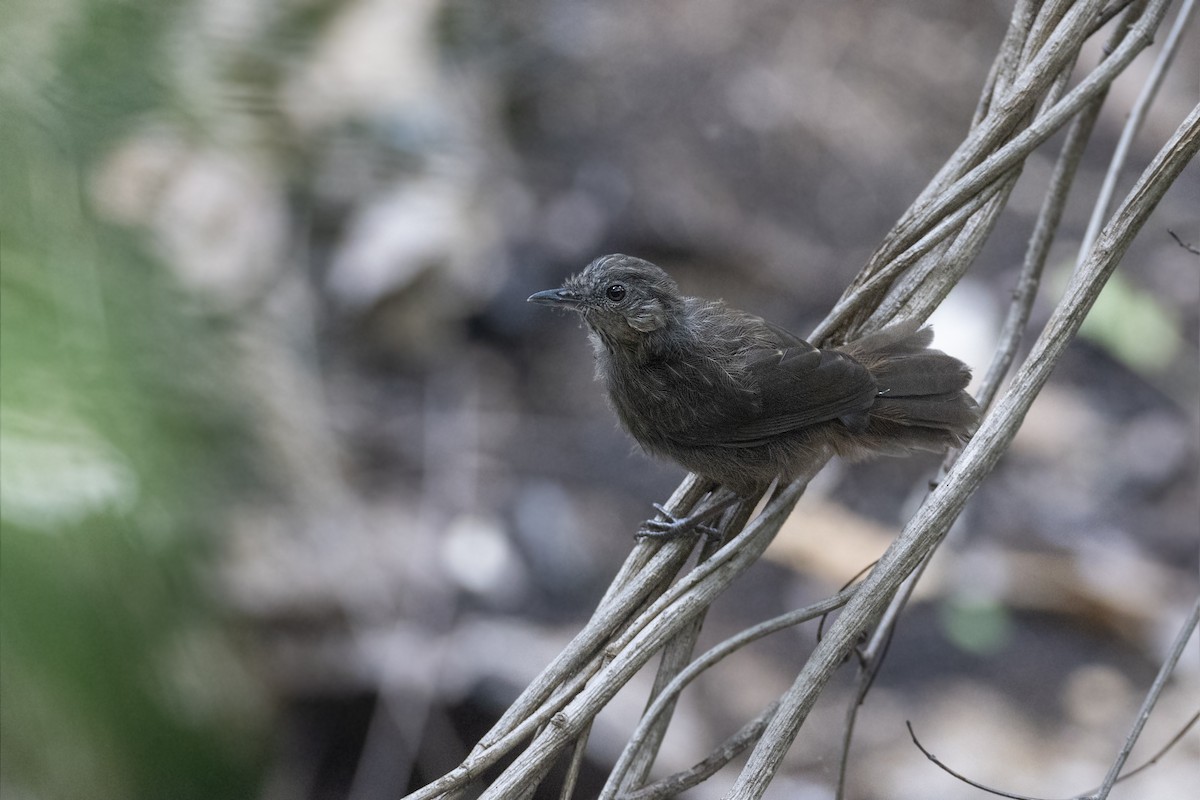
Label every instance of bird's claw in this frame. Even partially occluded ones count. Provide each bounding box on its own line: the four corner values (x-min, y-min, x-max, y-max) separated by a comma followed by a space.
637, 503, 721, 539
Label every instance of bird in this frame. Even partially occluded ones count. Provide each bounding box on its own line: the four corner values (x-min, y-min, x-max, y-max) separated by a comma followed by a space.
528, 254, 980, 536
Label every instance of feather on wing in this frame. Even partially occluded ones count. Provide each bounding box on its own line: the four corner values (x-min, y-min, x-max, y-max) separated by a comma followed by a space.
671, 335, 877, 448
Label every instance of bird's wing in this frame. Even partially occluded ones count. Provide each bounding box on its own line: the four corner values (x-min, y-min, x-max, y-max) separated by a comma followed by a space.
761, 319, 808, 347
675, 342, 878, 448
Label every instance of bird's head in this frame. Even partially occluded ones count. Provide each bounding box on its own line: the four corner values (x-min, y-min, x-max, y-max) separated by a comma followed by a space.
528, 254, 684, 348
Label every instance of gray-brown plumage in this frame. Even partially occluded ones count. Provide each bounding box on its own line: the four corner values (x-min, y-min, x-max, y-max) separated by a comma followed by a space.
529, 254, 980, 498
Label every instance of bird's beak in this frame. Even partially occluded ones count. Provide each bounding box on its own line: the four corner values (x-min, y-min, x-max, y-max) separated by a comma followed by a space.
527, 288, 583, 307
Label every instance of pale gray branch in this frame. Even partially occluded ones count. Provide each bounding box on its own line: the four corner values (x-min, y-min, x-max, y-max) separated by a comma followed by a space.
1094, 595, 1200, 799
602, 587, 859, 799
618, 504, 752, 793
1078, 0, 1196, 264
622, 700, 781, 800
476, 482, 808, 799
730, 102, 1200, 798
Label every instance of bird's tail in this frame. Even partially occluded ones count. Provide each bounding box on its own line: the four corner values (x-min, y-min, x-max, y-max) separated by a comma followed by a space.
838, 320, 980, 457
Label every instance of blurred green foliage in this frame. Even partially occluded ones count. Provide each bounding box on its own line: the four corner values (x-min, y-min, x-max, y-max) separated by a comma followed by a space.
1079, 270, 1183, 375
939, 594, 1015, 657
2, 2, 268, 798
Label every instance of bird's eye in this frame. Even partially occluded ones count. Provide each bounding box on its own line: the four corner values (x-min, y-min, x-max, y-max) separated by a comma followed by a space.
605, 283, 627, 302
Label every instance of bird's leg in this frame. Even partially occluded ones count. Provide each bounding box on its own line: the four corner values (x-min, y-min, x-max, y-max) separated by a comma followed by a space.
638, 503, 723, 538
637, 488, 743, 539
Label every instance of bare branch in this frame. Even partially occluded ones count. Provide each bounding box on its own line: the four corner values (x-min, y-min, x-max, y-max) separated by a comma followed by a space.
1115, 710, 1200, 782
401, 537, 701, 800
729, 102, 1200, 798
617, 504, 751, 792
906, 721, 1052, 800
558, 728, 590, 800
602, 586, 859, 798
1167, 229, 1200, 255
810, 184, 1004, 343
1094, 595, 1200, 798
906, 711, 1200, 800
903, 597, 1200, 800
621, 701, 781, 800
833, 13, 1156, 789
476, 482, 809, 799
834, 23, 1138, 793
824, 0, 1172, 342
1078, 0, 1197, 264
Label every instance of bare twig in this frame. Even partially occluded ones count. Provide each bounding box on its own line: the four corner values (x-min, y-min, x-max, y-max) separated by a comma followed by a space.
868, 172, 1020, 331
973, 0, 1040, 125
896, 0, 1101, 240
904, 597, 1200, 800
1167, 229, 1200, 254
810, 184, 1004, 342
816, 560, 877, 644
867, 0, 1147, 336
1114, 709, 1200, 782
402, 539, 697, 800
1095, 0, 1141, 31
833, 548, 929, 800
558, 727, 591, 800
823, 0, 1172, 343
1094, 595, 1200, 798
906, 721, 1048, 800
622, 700, 781, 800
476, 482, 809, 799
907, 710, 1200, 800
617, 503, 753, 792
602, 586, 859, 798
975, 90, 1105, 408
831, 7, 1146, 795
1078, 0, 1197, 264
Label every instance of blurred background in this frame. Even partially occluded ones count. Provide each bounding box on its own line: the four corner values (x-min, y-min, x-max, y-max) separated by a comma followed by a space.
1, 1, 1197, 798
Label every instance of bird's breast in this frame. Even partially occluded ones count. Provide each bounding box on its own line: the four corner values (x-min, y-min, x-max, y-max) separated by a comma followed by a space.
601, 351, 754, 451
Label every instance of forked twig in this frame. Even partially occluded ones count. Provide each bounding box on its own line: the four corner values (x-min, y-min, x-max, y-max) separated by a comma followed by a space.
601, 586, 859, 798
476, 482, 809, 799
622, 701, 782, 800
906, 595, 1200, 800
1114, 709, 1200, 782
1094, 596, 1200, 798
1077, 0, 1197, 264
907, 721, 1047, 800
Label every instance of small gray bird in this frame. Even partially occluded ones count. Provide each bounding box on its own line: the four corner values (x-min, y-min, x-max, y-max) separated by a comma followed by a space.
529, 254, 979, 533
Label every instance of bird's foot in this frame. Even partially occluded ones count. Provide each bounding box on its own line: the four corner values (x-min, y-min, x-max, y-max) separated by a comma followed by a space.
637, 503, 722, 539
